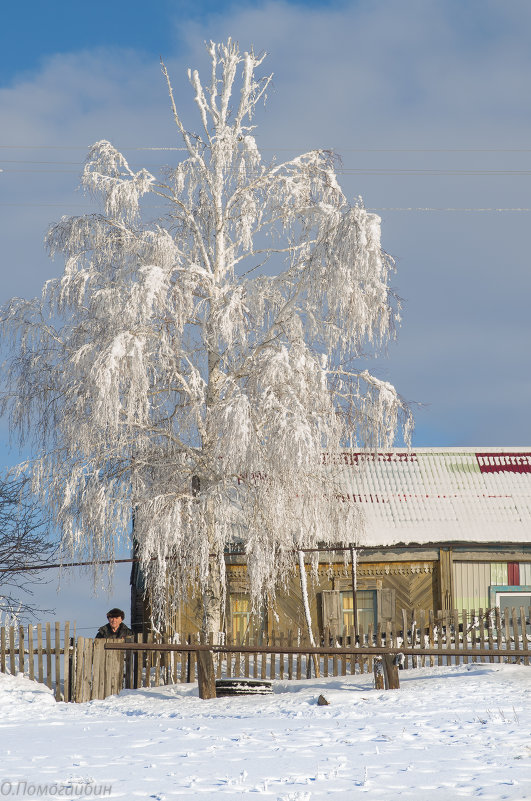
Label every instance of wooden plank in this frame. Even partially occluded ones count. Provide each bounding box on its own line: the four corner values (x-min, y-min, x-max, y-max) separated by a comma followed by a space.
470, 609, 478, 663
410, 612, 418, 670
9, 626, 16, 675
111, 645, 124, 697
18, 626, 25, 675
146, 632, 153, 687
270, 631, 276, 680
55, 622, 61, 701
74, 637, 82, 702
244, 632, 250, 679
428, 611, 435, 668
521, 607, 529, 667
279, 632, 284, 681
494, 606, 503, 663
164, 633, 171, 685
28, 625, 34, 682
418, 609, 426, 667
350, 626, 357, 675
45, 623, 52, 689
359, 622, 367, 674
252, 633, 258, 679
504, 607, 511, 659
0, 626, 5, 674
287, 631, 293, 680
479, 608, 486, 664
487, 610, 495, 664
136, 633, 144, 689
401, 610, 408, 670
37, 624, 43, 684
154, 645, 161, 687
462, 610, 468, 666
93, 639, 105, 700
511, 607, 521, 664
342, 630, 349, 676
445, 610, 453, 667
332, 626, 339, 677
124, 635, 132, 690
367, 623, 374, 673
63, 622, 70, 701
435, 610, 442, 666
82, 638, 93, 703
216, 633, 223, 680
226, 632, 232, 678
452, 609, 460, 667
261, 633, 267, 680
68, 623, 76, 701
234, 632, 241, 678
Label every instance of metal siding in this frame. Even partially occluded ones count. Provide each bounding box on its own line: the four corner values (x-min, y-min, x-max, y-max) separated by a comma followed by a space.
337, 447, 531, 545
490, 562, 508, 586
508, 562, 520, 586
453, 562, 490, 610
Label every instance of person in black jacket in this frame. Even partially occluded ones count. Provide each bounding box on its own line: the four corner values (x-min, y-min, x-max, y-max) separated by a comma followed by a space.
95, 608, 133, 639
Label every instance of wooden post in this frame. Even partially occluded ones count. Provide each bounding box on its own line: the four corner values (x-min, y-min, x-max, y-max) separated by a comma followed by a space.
45, 623, 52, 688
373, 657, 384, 689
37, 624, 43, 684
63, 622, 70, 702
93, 639, 105, 700
18, 626, 25, 675
350, 545, 358, 641
28, 625, 35, 682
9, 626, 16, 675
382, 654, 400, 689
197, 649, 216, 699
520, 607, 529, 667
55, 622, 61, 701
401, 609, 409, 670
1, 626, 5, 674
512, 608, 521, 664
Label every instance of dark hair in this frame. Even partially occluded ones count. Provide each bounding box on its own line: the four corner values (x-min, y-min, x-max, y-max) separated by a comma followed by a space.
107, 608, 125, 619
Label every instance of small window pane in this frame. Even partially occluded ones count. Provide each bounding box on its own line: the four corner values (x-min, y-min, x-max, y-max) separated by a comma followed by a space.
341, 591, 376, 632
231, 595, 250, 641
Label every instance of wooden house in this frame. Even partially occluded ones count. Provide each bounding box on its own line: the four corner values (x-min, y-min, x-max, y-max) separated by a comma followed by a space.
131, 447, 531, 637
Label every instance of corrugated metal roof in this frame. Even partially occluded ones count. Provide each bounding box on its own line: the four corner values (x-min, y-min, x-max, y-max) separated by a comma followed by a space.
331, 447, 531, 546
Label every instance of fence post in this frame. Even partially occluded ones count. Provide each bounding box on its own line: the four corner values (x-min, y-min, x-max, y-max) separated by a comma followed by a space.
382, 654, 400, 689
197, 649, 216, 699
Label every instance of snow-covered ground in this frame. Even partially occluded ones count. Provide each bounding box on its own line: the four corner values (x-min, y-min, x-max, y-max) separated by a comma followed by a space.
1, 663, 530, 799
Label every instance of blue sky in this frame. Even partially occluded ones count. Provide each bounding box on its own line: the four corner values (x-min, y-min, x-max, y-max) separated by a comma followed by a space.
1, 0, 531, 628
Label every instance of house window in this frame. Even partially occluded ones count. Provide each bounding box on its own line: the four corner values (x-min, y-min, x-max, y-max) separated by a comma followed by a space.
341, 590, 377, 631
489, 585, 531, 616
230, 595, 251, 641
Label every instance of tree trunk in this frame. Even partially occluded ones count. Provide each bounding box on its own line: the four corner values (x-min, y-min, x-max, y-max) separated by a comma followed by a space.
201, 553, 223, 640
298, 550, 320, 678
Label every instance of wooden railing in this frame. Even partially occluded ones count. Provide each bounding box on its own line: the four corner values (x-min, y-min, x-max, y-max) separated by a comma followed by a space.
1, 606, 529, 702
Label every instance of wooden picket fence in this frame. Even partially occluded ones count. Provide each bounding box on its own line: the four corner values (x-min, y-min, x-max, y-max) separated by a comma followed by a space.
1, 607, 530, 702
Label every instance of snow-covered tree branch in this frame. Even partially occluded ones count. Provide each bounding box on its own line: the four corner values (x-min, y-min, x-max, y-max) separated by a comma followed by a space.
1, 40, 412, 633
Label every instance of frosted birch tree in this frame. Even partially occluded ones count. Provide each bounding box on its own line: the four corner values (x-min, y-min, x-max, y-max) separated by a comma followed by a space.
1, 40, 412, 634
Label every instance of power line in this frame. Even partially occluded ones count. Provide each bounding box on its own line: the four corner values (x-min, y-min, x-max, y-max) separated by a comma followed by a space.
3, 162, 531, 176
3, 145, 531, 152
1, 201, 530, 212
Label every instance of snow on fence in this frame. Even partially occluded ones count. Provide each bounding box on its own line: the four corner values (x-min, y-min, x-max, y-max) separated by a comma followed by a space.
1, 607, 530, 702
